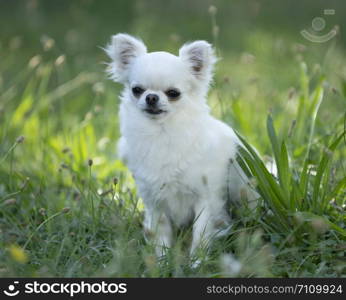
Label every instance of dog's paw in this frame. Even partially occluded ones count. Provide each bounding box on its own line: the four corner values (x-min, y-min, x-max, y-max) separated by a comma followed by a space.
191, 258, 203, 269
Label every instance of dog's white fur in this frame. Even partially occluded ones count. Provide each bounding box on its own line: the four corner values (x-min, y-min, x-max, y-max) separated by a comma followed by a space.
106, 34, 256, 257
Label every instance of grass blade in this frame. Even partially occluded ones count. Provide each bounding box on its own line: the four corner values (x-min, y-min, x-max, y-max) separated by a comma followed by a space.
312, 132, 345, 211
267, 115, 290, 201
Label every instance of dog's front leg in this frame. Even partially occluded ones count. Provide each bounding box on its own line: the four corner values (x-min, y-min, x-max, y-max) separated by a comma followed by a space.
190, 202, 230, 267
189, 207, 215, 268
190, 206, 215, 256
143, 208, 173, 257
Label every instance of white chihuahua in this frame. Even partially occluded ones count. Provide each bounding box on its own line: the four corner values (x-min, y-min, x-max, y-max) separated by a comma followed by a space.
106, 34, 257, 258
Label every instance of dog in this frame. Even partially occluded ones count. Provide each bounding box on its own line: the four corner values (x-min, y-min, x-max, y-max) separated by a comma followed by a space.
105, 34, 257, 260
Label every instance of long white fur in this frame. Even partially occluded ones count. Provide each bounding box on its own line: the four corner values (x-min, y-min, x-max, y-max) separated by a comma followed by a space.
106, 34, 257, 257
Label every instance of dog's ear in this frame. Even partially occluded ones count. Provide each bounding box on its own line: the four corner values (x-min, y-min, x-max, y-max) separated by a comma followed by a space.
105, 33, 147, 83
179, 41, 217, 86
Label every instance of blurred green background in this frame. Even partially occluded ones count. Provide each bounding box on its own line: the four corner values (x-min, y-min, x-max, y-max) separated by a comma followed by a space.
0, 0, 345, 277
1, 0, 346, 147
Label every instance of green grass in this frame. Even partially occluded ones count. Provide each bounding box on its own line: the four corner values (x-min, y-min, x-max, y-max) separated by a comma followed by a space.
1, 1, 346, 277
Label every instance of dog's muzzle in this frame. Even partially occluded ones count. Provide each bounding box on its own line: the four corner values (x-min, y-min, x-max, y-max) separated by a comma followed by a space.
144, 93, 166, 115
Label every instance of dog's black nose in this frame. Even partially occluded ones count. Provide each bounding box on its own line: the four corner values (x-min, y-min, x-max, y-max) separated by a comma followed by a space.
146, 94, 159, 106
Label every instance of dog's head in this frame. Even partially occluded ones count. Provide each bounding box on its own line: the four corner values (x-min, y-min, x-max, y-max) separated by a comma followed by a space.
105, 34, 216, 119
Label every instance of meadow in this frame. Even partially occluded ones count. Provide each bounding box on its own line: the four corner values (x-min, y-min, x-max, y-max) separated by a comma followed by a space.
0, 0, 345, 277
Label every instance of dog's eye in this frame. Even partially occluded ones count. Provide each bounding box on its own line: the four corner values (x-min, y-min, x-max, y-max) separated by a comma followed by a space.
165, 89, 181, 100
132, 86, 145, 96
